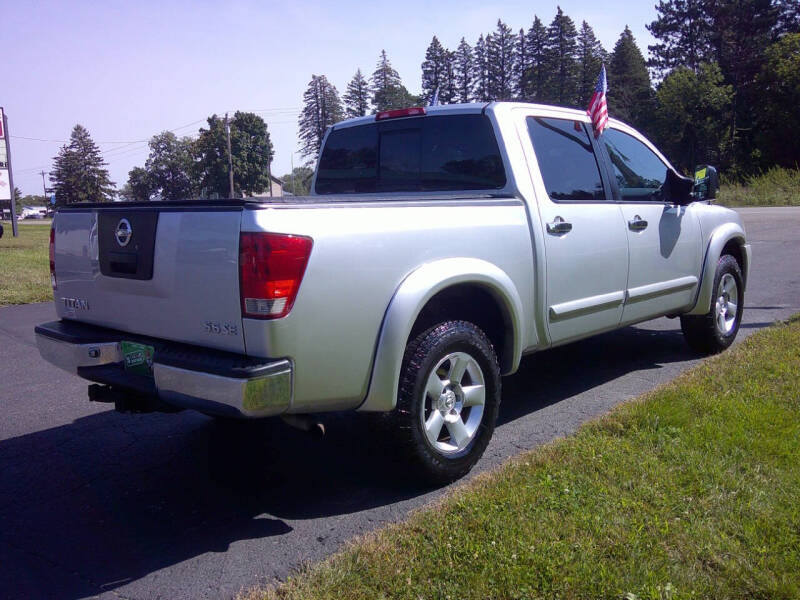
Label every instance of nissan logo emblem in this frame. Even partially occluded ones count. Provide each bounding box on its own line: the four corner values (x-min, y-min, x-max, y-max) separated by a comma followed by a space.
115, 218, 132, 247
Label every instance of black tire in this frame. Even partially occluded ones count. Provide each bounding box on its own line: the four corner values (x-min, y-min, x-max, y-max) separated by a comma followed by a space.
680, 254, 744, 354
392, 320, 501, 485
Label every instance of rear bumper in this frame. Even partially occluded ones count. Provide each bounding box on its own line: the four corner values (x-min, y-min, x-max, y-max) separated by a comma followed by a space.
35, 320, 292, 418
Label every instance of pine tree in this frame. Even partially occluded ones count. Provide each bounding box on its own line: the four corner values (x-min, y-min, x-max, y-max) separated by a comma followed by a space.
473, 34, 489, 101
343, 69, 370, 118
646, 0, 714, 77
524, 16, 549, 101
514, 28, 529, 99
544, 7, 579, 107
487, 19, 516, 100
298, 75, 343, 161
608, 26, 655, 132
453, 37, 474, 102
576, 21, 606, 107
371, 50, 412, 111
421, 36, 448, 104
50, 124, 115, 205
440, 50, 458, 104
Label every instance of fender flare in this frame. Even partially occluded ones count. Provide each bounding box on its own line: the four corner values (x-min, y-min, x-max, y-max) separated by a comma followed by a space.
357, 257, 527, 412
687, 222, 750, 316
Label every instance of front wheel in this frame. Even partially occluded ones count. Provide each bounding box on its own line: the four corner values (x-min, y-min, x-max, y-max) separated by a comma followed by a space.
680, 254, 744, 354
393, 320, 501, 485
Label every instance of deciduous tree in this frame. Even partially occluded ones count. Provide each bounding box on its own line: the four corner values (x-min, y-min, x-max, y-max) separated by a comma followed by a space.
143, 131, 196, 201
653, 62, 733, 172
195, 111, 274, 197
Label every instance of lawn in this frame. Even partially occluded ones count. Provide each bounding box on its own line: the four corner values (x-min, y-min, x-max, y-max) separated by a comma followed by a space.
0, 221, 52, 305
249, 315, 800, 600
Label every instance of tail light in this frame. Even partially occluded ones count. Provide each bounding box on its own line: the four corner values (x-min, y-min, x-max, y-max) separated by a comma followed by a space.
239, 232, 313, 319
49, 225, 57, 289
375, 107, 426, 121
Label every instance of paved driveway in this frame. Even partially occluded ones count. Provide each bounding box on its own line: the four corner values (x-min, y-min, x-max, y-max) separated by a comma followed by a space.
1, 207, 798, 599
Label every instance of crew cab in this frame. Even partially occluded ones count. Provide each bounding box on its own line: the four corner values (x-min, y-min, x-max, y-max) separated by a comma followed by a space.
36, 103, 751, 482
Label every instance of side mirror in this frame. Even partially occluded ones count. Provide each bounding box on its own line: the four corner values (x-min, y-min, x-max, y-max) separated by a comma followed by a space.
664, 168, 694, 205
693, 165, 719, 201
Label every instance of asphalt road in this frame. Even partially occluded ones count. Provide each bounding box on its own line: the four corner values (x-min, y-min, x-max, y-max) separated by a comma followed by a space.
1, 207, 798, 600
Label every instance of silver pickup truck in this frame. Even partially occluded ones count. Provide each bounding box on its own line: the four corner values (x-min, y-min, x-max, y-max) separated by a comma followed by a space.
36, 102, 750, 482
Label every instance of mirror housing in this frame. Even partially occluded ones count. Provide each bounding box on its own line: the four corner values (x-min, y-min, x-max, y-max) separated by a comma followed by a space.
693, 165, 719, 201
664, 168, 695, 205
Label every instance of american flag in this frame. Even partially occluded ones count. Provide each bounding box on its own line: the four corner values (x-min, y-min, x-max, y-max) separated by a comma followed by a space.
587, 64, 608, 136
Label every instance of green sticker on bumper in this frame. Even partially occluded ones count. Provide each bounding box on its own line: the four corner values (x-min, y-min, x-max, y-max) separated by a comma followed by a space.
121, 341, 154, 377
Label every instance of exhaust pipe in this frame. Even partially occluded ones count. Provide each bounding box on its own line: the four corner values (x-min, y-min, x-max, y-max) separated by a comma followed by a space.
281, 414, 325, 437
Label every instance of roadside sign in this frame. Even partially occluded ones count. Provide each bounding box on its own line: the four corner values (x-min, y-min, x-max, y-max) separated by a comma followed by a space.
0, 169, 10, 201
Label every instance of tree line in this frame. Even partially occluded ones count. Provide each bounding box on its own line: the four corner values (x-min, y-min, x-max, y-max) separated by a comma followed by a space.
299, 1, 799, 175
46, 1, 799, 203
47, 112, 277, 205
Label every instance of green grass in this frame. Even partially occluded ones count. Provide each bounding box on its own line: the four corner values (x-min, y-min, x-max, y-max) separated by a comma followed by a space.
718, 167, 800, 207
248, 316, 800, 600
0, 221, 52, 305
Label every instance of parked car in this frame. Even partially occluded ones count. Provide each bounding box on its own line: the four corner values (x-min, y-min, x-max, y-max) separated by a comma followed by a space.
35, 102, 749, 482
20, 206, 47, 219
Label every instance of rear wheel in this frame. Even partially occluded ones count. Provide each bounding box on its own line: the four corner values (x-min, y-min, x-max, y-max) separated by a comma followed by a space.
680, 254, 744, 354
393, 320, 500, 484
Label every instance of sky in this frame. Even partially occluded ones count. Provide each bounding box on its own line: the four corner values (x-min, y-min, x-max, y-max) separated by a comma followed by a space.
5, 0, 658, 196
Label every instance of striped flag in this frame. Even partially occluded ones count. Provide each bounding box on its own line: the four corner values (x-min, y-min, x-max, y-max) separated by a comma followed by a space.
587, 64, 608, 136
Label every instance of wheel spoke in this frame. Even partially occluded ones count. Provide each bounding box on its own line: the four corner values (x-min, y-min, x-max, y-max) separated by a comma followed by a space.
727, 302, 737, 317
717, 310, 727, 331
448, 355, 468, 384
446, 417, 470, 449
425, 371, 444, 401
462, 384, 485, 407
425, 410, 444, 445
723, 276, 735, 296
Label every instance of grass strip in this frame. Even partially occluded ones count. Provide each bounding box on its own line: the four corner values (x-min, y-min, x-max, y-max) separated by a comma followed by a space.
0, 222, 52, 306
249, 315, 800, 600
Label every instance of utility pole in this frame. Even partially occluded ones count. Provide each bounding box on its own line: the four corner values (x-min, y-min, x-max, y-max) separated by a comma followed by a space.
291, 153, 296, 196
1, 108, 18, 237
224, 113, 234, 198
267, 153, 273, 197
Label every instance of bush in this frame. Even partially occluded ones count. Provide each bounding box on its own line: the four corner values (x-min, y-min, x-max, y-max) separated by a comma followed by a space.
718, 166, 800, 207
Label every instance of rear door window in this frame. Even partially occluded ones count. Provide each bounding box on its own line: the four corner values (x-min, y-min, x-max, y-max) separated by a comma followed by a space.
315, 114, 506, 194
527, 117, 606, 201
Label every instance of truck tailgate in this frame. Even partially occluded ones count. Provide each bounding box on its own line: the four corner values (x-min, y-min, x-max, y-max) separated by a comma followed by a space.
53, 205, 245, 354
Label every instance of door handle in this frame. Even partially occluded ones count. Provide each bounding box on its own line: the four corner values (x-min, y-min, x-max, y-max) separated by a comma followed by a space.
628, 215, 648, 231
546, 216, 573, 235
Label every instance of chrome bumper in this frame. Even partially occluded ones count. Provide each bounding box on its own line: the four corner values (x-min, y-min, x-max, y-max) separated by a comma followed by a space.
35, 329, 292, 418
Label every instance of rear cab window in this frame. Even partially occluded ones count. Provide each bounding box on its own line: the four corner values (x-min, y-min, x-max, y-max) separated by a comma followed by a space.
315, 114, 506, 194
526, 117, 606, 201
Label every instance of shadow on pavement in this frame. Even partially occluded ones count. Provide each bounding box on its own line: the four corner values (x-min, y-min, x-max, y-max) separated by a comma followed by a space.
0, 323, 696, 599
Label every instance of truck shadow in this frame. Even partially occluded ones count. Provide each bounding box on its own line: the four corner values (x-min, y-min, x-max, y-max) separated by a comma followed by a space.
1, 322, 696, 599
